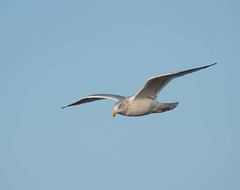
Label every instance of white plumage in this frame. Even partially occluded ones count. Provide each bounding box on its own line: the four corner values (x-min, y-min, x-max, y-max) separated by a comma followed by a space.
62, 63, 217, 117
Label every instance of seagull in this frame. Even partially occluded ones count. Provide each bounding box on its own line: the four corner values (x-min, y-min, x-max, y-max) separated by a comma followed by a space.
62, 63, 217, 117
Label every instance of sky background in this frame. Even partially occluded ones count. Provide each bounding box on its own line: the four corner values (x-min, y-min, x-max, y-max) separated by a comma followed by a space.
0, 0, 239, 189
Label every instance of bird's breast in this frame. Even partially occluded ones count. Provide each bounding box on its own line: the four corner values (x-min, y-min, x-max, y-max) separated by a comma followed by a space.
125, 98, 157, 116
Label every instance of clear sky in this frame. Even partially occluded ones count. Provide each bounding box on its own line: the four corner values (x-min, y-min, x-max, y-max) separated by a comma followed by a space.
0, 0, 239, 189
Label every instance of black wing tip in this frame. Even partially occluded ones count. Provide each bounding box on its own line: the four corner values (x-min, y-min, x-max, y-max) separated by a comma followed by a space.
208, 62, 217, 67
200, 62, 217, 70
61, 106, 68, 109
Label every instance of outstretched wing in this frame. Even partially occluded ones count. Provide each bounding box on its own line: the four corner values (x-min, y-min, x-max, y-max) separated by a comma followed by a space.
133, 63, 217, 100
61, 94, 125, 109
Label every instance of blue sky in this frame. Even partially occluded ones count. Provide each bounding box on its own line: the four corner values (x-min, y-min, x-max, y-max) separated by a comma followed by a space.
0, 0, 239, 189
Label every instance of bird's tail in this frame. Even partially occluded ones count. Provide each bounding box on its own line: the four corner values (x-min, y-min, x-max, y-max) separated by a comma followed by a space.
165, 102, 179, 110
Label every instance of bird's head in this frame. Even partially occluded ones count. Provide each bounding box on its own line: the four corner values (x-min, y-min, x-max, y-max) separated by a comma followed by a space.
113, 101, 127, 117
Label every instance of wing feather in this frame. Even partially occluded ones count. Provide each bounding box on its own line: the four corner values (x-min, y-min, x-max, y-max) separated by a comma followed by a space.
133, 63, 217, 100
61, 94, 125, 109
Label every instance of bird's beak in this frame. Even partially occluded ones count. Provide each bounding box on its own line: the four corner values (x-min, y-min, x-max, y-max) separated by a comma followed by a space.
113, 111, 118, 117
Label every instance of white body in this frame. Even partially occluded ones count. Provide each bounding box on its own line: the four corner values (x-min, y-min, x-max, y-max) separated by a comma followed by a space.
114, 96, 178, 116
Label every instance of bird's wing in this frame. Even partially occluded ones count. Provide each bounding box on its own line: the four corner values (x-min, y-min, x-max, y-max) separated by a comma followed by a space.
133, 63, 217, 100
61, 94, 125, 109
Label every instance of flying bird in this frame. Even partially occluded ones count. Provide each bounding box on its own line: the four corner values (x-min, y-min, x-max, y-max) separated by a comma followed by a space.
62, 63, 217, 117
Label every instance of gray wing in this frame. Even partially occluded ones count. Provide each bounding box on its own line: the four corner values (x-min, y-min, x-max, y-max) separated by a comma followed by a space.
133, 63, 217, 100
61, 94, 125, 109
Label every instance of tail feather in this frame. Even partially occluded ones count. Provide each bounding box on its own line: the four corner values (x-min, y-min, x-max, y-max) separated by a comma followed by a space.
166, 102, 179, 110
